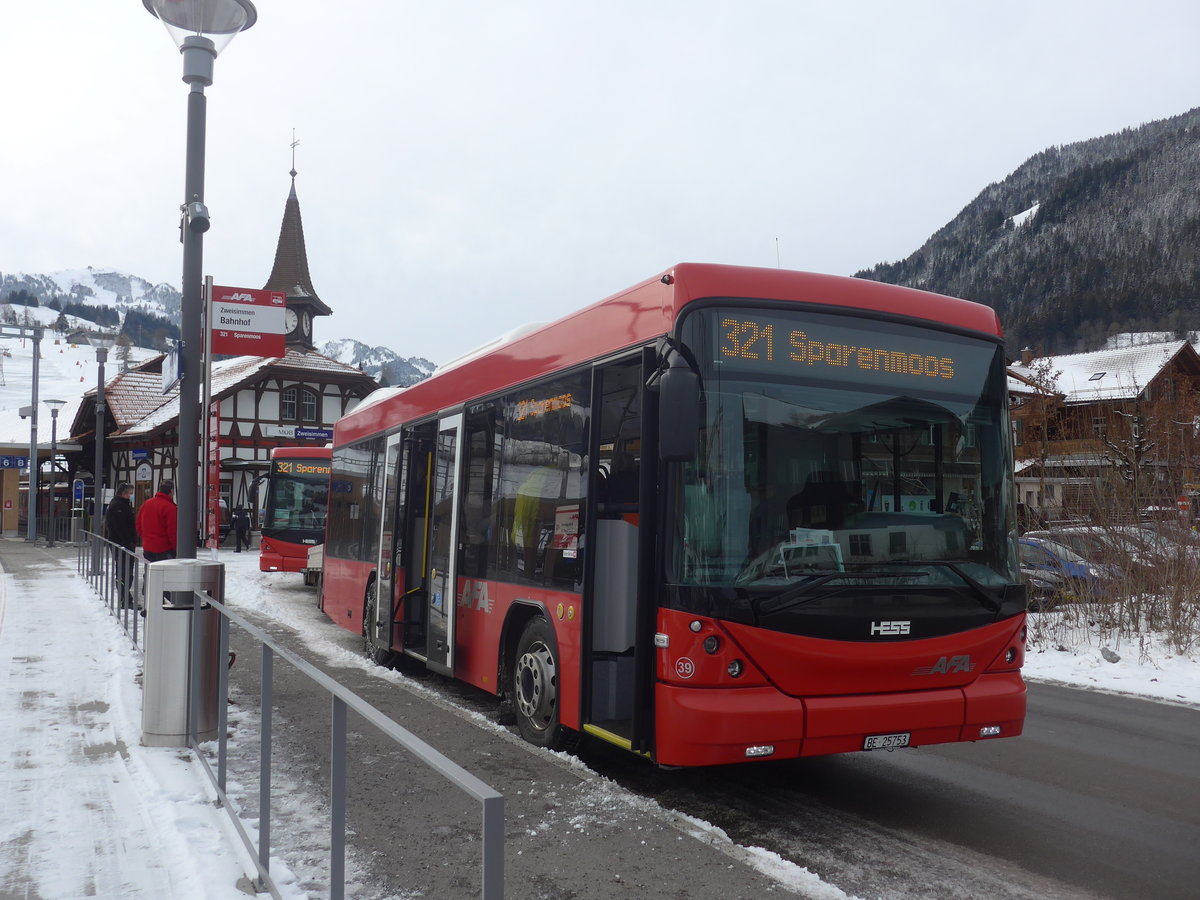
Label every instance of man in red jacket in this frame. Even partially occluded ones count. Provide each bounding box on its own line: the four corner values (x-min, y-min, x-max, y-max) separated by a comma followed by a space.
136, 480, 178, 561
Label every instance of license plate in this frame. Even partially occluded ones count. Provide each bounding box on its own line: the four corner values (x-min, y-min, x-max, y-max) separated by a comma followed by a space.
864, 732, 910, 751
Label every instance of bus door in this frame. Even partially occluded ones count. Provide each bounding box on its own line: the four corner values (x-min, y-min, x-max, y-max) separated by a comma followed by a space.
424, 413, 463, 676
369, 432, 404, 653
586, 356, 644, 743
397, 423, 435, 660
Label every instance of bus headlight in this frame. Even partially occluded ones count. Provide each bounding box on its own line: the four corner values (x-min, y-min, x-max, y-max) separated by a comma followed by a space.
727, 659, 744, 678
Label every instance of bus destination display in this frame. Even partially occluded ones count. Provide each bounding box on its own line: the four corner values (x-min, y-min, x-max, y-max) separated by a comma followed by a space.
712, 311, 990, 387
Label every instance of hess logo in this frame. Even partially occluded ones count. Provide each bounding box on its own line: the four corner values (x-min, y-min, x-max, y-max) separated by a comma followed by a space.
870, 620, 911, 636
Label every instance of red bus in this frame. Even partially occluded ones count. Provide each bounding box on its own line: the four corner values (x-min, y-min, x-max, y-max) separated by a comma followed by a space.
321, 264, 1026, 766
259, 446, 332, 576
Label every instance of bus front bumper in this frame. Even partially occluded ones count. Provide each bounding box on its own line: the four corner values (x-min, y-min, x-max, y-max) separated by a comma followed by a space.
652, 672, 1026, 767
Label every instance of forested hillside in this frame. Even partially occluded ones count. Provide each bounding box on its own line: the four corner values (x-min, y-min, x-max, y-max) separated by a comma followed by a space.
857, 108, 1200, 355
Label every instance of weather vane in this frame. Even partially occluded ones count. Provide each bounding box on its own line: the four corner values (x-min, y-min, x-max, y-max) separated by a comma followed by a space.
290, 128, 300, 178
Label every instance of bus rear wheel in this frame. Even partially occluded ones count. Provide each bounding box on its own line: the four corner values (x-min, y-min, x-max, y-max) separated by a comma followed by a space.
513, 617, 578, 752
362, 579, 394, 668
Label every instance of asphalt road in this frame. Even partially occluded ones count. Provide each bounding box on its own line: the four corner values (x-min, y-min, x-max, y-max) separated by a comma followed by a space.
223, 581, 1200, 900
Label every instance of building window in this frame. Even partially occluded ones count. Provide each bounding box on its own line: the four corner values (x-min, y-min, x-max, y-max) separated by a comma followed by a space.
1093, 417, 1107, 439
281, 387, 297, 420
1012, 420, 1023, 446
281, 385, 319, 423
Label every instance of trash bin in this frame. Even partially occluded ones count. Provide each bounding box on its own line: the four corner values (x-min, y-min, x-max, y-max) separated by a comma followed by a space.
141, 558, 224, 747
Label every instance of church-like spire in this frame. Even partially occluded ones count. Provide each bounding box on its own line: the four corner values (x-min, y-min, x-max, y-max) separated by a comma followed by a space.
262, 136, 332, 316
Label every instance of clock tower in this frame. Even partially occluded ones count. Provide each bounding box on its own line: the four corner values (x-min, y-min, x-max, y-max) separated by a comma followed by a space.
262, 165, 331, 350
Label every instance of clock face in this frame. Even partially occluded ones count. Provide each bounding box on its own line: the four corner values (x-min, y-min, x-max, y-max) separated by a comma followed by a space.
301, 311, 311, 336
284, 308, 298, 333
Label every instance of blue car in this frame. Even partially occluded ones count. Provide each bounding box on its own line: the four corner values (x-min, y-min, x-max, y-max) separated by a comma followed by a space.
1018, 535, 1113, 603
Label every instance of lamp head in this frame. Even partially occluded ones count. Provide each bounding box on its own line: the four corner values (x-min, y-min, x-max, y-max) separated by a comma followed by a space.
89, 332, 119, 352
142, 0, 257, 55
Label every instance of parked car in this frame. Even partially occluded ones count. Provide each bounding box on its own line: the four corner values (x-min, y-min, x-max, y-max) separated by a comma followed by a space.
1111, 524, 1200, 575
1024, 527, 1145, 577
1018, 535, 1114, 602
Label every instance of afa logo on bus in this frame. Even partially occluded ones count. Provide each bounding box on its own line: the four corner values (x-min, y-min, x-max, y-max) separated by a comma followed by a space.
458, 579, 494, 613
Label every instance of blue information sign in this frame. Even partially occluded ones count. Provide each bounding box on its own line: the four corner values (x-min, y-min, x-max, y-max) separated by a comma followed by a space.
295, 427, 333, 441
0, 456, 28, 469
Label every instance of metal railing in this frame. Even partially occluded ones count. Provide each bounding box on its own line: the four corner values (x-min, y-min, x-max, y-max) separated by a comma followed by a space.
76, 529, 143, 649
76, 531, 505, 899
30, 514, 75, 546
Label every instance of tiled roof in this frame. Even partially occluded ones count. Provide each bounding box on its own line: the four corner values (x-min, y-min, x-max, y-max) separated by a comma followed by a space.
86, 348, 375, 439
1008, 341, 1192, 403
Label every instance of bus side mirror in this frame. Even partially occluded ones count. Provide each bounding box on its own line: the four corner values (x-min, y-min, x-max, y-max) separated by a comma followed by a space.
658, 358, 699, 462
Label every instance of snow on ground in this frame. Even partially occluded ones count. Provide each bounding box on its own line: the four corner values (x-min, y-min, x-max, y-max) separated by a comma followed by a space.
1025, 612, 1200, 707
1, 542, 1197, 900
0, 545, 307, 899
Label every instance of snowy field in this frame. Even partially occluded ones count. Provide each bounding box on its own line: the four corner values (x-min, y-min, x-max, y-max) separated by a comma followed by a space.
1, 544, 1197, 900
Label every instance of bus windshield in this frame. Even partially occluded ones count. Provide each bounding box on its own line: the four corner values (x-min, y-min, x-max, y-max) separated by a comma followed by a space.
262, 456, 331, 540
670, 306, 1019, 594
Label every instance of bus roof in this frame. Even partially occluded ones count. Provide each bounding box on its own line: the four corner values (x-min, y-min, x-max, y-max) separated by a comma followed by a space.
335, 263, 1002, 445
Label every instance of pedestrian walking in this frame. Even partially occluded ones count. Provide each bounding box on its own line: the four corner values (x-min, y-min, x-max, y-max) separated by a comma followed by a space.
136, 480, 178, 562
104, 482, 138, 608
232, 506, 252, 552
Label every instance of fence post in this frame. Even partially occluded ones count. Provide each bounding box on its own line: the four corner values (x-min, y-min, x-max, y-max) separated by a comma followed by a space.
482, 794, 505, 900
330, 696, 347, 900
258, 645, 273, 891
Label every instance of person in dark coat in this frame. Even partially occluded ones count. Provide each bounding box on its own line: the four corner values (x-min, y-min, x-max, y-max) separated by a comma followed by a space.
104, 482, 138, 607
232, 507, 252, 552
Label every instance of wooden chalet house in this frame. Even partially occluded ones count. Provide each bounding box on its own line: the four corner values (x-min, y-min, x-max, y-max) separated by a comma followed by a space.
67, 171, 378, 523
1007, 339, 1200, 525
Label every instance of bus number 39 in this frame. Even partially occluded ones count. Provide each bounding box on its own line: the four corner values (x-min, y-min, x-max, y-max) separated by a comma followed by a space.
721, 318, 774, 361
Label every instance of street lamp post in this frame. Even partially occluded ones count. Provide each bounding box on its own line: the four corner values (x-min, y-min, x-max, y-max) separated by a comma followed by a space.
143, 0, 256, 559
90, 333, 118, 523
25, 323, 44, 543
43, 399, 66, 548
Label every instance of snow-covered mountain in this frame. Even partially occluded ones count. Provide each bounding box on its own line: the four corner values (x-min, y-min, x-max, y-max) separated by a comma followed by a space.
0, 267, 180, 319
1, 268, 432, 387
319, 338, 435, 388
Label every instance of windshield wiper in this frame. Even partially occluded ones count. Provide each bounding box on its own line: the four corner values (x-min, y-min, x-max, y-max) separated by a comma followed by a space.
753, 570, 921, 618
751, 561, 1003, 618
872, 560, 1002, 612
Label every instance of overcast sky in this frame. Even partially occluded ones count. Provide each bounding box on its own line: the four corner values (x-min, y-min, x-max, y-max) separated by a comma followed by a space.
3, 1, 1199, 365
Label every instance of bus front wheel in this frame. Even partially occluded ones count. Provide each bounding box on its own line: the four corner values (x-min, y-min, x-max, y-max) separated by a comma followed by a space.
362, 579, 394, 668
513, 617, 578, 752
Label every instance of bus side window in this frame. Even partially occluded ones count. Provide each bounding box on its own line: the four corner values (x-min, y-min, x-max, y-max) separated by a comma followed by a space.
492, 371, 591, 588
460, 404, 501, 579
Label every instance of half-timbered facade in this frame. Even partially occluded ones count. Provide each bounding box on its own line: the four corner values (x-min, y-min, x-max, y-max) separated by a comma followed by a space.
68, 349, 376, 519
